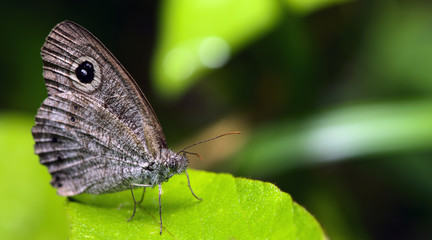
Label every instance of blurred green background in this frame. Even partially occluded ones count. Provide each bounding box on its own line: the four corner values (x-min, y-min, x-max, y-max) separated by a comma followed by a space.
1, 0, 432, 239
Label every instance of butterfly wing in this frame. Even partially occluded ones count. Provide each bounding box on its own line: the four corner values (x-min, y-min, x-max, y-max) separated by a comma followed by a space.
32, 21, 166, 196
32, 92, 155, 195
40, 20, 167, 154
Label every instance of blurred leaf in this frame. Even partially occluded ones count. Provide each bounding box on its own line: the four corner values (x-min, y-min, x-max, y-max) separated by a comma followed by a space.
152, 0, 353, 98
152, 0, 281, 98
0, 113, 68, 240
282, 0, 353, 15
357, 3, 432, 96
67, 170, 325, 239
233, 100, 432, 175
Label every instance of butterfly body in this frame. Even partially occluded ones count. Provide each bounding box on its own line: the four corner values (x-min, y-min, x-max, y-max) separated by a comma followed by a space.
31, 21, 188, 197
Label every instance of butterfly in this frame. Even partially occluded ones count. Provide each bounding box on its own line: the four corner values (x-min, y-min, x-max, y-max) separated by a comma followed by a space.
31, 20, 239, 234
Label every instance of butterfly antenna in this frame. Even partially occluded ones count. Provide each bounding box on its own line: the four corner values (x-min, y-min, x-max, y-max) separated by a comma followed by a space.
178, 131, 242, 154
181, 151, 204, 161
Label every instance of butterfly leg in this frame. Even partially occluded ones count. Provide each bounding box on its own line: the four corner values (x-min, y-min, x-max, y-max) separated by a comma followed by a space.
159, 184, 163, 235
128, 183, 150, 222
137, 188, 146, 205
185, 169, 202, 200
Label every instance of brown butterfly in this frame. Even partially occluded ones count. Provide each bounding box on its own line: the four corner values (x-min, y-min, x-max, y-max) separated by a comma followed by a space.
31, 20, 239, 234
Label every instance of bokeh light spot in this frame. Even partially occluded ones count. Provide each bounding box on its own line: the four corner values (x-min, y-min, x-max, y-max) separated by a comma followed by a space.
163, 47, 196, 82
198, 36, 231, 69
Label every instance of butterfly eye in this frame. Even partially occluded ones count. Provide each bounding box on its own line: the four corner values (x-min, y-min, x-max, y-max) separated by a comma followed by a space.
168, 160, 174, 168
70, 56, 101, 92
75, 61, 95, 83
168, 157, 177, 168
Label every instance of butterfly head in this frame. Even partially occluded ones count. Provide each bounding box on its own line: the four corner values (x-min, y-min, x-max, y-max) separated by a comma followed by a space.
160, 148, 188, 175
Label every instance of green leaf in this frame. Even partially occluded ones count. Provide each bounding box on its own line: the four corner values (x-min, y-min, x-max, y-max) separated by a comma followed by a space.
67, 170, 326, 239
0, 113, 68, 240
